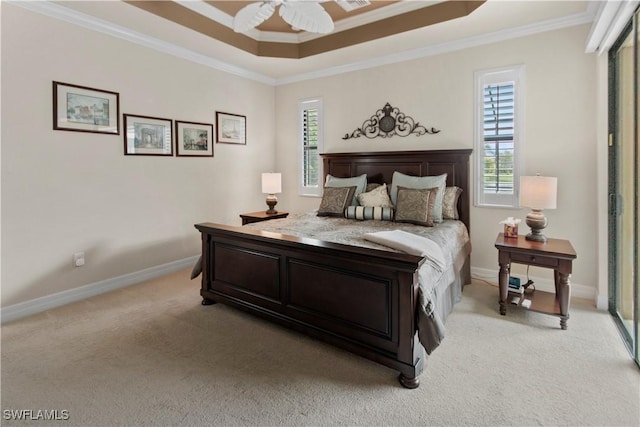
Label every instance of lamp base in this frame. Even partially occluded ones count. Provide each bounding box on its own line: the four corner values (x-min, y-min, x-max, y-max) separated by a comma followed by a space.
525, 231, 548, 243
265, 194, 278, 214
525, 209, 548, 243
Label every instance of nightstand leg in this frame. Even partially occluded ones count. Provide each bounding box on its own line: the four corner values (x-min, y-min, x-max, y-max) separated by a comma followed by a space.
498, 261, 510, 315
555, 270, 571, 330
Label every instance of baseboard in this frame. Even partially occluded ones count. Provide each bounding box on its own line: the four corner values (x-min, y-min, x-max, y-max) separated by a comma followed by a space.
2, 260, 601, 323
471, 266, 599, 307
1, 256, 199, 324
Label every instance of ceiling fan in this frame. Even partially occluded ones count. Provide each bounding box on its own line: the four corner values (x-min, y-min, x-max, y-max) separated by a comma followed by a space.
232, 0, 369, 34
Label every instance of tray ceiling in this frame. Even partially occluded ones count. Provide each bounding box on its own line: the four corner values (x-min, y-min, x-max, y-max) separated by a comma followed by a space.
19, 1, 597, 83
125, 0, 485, 58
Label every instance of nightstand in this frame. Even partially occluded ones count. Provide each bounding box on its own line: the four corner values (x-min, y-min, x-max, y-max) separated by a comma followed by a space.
240, 210, 289, 225
495, 233, 577, 329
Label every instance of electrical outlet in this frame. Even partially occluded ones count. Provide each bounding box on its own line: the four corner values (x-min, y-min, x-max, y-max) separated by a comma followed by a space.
73, 252, 85, 267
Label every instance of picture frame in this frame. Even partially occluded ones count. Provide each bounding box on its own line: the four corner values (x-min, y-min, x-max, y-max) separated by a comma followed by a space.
216, 112, 246, 145
123, 114, 173, 156
175, 120, 214, 157
53, 81, 120, 134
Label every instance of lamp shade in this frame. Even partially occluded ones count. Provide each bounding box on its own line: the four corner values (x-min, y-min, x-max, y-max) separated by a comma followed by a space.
520, 175, 557, 209
261, 173, 282, 194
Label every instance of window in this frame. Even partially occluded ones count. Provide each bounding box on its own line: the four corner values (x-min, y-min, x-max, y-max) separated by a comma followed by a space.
475, 65, 524, 208
299, 98, 324, 196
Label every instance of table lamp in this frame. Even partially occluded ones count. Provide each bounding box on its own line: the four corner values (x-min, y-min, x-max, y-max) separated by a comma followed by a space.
262, 172, 282, 214
520, 175, 557, 243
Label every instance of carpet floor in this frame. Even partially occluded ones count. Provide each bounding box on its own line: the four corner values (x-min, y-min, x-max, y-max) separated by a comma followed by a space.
1, 269, 639, 426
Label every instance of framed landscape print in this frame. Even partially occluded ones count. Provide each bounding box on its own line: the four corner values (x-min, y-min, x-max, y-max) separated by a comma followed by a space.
175, 121, 214, 157
216, 112, 246, 145
123, 114, 173, 156
53, 81, 119, 134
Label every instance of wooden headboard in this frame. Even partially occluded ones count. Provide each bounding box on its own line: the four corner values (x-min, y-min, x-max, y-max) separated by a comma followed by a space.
321, 149, 472, 232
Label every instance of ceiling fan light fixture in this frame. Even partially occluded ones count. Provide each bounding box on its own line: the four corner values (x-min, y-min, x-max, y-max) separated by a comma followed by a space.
232, 0, 334, 34
280, 1, 334, 33
232, 1, 277, 33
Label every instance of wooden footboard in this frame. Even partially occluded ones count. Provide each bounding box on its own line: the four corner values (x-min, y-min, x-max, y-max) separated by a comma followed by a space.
195, 222, 427, 388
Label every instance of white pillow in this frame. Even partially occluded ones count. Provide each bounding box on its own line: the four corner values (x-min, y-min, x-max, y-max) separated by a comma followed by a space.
389, 172, 447, 222
356, 183, 393, 208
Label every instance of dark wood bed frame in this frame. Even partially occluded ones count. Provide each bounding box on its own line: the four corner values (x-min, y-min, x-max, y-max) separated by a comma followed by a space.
195, 149, 472, 388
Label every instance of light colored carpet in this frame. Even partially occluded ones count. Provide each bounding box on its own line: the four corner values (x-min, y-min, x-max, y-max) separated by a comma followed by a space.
1, 269, 638, 426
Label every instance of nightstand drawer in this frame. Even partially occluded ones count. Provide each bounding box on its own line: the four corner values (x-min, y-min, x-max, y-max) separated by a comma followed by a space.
510, 252, 559, 268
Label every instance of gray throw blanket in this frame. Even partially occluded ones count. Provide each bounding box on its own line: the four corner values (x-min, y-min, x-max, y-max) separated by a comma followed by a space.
363, 230, 446, 355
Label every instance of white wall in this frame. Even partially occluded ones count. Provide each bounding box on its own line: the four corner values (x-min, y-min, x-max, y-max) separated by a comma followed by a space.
275, 24, 598, 298
1, 4, 601, 309
1, 4, 276, 307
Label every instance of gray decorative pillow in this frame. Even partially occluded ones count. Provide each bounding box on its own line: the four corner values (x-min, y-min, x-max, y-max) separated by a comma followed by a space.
317, 186, 357, 217
390, 172, 447, 222
442, 186, 463, 220
325, 174, 367, 206
356, 183, 393, 208
394, 186, 437, 227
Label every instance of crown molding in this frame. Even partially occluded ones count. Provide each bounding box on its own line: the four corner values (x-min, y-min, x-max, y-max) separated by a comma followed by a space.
260, 0, 443, 43
276, 9, 596, 85
9, 1, 595, 87
175, 0, 233, 27
174, 0, 269, 41
298, 0, 441, 43
7, 0, 276, 85
176, 0, 441, 44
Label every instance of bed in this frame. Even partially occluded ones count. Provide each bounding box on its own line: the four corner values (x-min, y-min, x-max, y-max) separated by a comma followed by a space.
194, 149, 472, 388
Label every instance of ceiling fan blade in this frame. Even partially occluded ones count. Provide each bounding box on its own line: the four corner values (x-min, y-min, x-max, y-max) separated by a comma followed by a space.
233, 2, 277, 33
279, 2, 334, 34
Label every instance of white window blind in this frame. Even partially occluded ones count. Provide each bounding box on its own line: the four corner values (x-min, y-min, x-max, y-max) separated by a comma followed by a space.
299, 98, 323, 196
475, 66, 524, 208
483, 82, 514, 194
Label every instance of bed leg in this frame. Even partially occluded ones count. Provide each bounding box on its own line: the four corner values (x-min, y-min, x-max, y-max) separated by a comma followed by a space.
201, 298, 216, 306
398, 373, 420, 389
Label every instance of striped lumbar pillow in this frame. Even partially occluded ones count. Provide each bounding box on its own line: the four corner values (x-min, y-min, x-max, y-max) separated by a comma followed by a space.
344, 206, 394, 221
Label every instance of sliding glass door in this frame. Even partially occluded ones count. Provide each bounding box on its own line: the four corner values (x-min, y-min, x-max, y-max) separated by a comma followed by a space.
609, 9, 639, 367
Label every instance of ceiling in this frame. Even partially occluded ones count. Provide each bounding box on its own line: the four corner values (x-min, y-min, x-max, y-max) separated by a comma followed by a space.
205, 1, 405, 34
124, 1, 485, 58
33, 1, 598, 84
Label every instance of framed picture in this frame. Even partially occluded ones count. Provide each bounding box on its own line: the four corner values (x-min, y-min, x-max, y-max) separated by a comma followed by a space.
123, 114, 173, 156
53, 81, 120, 134
175, 121, 214, 157
216, 112, 246, 145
